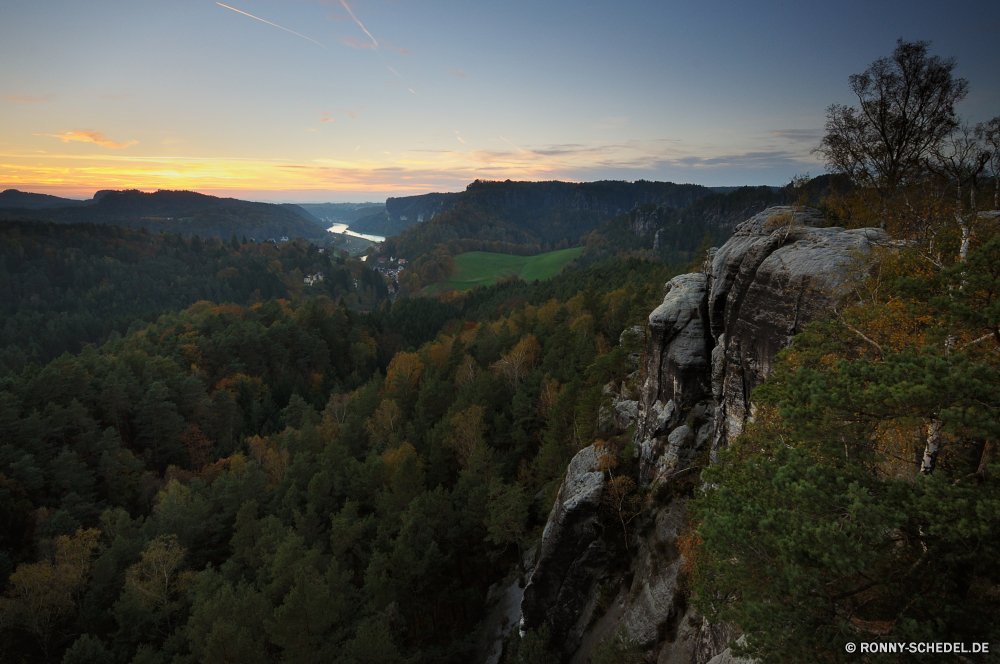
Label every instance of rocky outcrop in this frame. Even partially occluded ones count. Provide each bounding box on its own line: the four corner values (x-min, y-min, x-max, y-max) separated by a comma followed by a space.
634, 273, 714, 485
513, 206, 886, 664
519, 445, 607, 650
705, 643, 755, 664
630, 204, 666, 237
706, 208, 885, 454
385, 192, 459, 225
633, 207, 886, 482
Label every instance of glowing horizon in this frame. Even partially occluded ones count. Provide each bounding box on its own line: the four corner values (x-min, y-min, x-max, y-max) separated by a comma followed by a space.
1, 134, 822, 201
2, 0, 998, 203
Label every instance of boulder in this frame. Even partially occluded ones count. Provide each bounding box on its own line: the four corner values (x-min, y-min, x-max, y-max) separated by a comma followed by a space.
704, 637, 755, 664
614, 399, 639, 429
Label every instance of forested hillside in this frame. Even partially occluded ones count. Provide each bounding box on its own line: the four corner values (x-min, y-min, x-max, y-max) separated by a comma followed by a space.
0, 244, 674, 663
0, 190, 326, 242
0, 221, 388, 375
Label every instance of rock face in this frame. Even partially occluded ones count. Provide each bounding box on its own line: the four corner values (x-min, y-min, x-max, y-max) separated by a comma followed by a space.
634, 273, 714, 485
630, 204, 666, 237
633, 207, 885, 482
705, 208, 884, 455
519, 445, 607, 650
514, 207, 886, 664
478, 577, 525, 664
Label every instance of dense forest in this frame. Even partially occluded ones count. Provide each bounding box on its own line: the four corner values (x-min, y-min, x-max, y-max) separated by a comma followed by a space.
0, 211, 674, 662
0, 221, 388, 376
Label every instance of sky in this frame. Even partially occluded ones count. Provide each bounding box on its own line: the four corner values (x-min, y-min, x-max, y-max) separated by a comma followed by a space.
2, 0, 999, 203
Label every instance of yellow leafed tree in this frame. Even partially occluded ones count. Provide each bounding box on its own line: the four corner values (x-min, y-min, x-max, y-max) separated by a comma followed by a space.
124, 535, 193, 612
445, 405, 486, 469
0, 528, 100, 660
490, 335, 541, 388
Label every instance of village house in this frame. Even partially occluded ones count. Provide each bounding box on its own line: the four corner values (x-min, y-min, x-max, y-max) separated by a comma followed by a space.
303, 271, 325, 286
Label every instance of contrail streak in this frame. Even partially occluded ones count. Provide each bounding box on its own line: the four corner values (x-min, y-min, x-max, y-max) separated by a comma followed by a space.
339, 0, 378, 49
499, 135, 528, 154
335, 1, 413, 94
216, 3, 326, 48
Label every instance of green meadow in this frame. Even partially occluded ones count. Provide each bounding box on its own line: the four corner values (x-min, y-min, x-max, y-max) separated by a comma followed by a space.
427, 246, 584, 293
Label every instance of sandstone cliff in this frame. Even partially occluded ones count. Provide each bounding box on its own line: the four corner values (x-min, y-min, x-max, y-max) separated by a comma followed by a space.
386, 181, 714, 227
508, 207, 885, 663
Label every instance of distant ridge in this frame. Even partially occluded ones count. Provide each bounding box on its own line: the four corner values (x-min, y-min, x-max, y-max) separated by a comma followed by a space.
0, 189, 92, 209
0, 189, 326, 240
352, 179, 716, 238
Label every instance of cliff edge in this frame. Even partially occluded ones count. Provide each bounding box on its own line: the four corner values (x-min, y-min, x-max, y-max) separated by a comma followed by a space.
514, 207, 886, 663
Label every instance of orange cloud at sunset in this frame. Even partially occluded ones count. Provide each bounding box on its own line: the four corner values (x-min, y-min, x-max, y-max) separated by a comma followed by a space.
37, 130, 138, 149
3, 94, 54, 103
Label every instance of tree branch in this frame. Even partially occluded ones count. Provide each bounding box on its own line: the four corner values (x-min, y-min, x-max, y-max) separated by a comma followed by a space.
955, 333, 994, 352
833, 309, 884, 355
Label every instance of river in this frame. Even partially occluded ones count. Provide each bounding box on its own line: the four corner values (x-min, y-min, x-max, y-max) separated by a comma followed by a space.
327, 223, 385, 243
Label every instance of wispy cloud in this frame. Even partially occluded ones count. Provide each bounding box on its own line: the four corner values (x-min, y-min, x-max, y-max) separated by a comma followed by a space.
448, 69, 468, 78
594, 116, 629, 130
37, 130, 137, 149
655, 150, 822, 171
319, 112, 336, 123
455, 131, 466, 144
340, 34, 378, 50
771, 129, 823, 143
3, 94, 54, 103
217, 3, 326, 48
